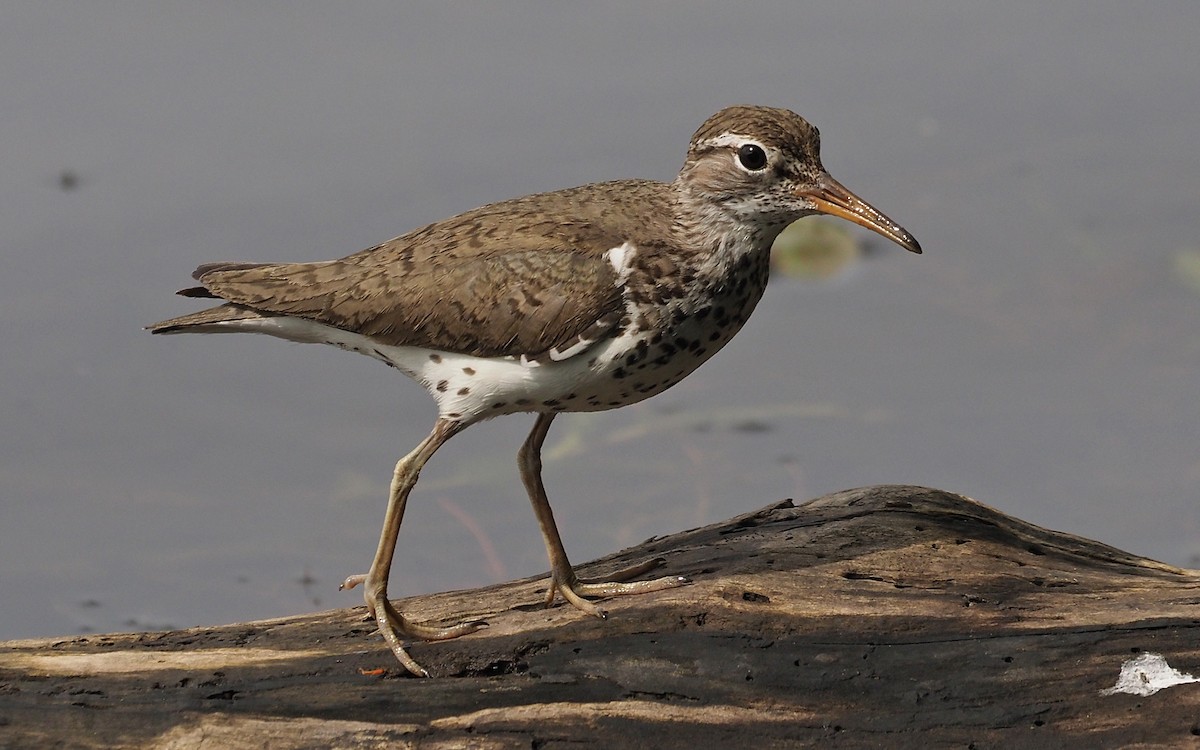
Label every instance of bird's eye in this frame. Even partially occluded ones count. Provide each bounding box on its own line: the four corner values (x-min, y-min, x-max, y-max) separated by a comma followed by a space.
736, 143, 768, 171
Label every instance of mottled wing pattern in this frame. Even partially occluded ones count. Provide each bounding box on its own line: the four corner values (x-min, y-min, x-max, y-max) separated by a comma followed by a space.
167, 181, 670, 359
193, 249, 623, 358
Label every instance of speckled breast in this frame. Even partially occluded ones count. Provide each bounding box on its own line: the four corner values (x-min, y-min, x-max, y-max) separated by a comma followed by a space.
544, 249, 773, 413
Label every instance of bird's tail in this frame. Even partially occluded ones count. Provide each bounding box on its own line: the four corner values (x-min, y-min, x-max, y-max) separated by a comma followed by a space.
146, 304, 276, 334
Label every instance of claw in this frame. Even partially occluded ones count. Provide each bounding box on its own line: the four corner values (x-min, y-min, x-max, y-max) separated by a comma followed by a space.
365, 591, 486, 677
545, 557, 689, 618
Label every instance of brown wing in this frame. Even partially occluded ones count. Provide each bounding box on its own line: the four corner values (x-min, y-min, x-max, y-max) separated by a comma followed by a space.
184, 182, 666, 358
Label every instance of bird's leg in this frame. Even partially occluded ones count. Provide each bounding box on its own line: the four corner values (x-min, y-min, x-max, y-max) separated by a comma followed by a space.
340, 418, 485, 676
518, 413, 689, 615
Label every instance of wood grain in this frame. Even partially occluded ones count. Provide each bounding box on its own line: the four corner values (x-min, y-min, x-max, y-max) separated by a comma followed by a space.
3, 485, 1198, 748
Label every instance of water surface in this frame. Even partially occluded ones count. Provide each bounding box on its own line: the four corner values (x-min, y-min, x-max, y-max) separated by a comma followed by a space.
1, 3, 1197, 638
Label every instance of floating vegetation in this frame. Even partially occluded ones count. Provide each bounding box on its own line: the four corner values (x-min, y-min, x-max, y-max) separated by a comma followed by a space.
1171, 248, 1200, 295
770, 218, 862, 280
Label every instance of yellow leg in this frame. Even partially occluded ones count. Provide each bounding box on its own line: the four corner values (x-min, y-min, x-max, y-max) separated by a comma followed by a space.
340, 418, 485, 676
518, 413, 689, 617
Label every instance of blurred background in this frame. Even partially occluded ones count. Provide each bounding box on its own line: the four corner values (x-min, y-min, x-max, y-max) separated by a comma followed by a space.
2, 3, 1198, 639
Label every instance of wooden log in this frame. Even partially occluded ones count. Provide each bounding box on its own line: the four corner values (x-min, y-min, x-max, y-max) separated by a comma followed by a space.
2, 485, 1198, 748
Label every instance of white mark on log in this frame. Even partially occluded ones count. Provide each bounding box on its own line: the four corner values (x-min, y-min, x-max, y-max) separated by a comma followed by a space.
1100, 653, 1200, 696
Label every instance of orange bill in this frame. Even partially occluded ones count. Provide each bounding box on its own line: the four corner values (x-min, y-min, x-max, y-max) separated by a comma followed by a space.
801, 175, 922, 254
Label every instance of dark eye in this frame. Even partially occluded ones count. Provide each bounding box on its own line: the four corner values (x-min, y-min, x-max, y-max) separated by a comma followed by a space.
737, 143, 768, 171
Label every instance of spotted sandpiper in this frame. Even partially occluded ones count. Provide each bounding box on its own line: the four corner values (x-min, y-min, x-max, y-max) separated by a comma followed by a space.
149, 105, 920, 676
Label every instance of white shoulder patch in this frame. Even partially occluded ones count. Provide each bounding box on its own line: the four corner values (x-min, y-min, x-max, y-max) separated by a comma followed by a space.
606, 241, 637, 278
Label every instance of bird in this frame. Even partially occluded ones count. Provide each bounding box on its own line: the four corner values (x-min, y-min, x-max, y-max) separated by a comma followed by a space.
148, 105, 921, 676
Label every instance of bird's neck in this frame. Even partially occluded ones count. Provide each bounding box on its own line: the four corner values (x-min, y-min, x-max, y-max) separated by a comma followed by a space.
669, 179, 788, 287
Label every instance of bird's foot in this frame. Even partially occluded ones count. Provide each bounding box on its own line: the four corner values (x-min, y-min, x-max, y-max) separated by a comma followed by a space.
546, 557, 691, 616
346, 576, 487, 677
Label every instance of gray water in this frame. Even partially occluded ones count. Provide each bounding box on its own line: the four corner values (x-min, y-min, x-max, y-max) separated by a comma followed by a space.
2, 3, 1198, 639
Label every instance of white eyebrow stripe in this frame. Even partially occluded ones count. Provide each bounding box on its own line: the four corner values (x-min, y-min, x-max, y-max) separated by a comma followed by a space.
705, 133, 766, 151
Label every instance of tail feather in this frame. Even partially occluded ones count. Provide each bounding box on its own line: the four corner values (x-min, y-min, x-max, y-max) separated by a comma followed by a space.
177, 285, 218, 298
146, 303, 276, 334
172, 262, 277, 299
192, 261, 273, 280
149, 262, 280, 333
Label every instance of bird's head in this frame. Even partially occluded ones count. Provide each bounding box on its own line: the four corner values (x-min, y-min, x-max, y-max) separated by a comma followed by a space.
678, 105, 921, 254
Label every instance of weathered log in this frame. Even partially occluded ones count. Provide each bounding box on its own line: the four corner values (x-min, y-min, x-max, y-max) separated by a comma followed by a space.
2, 485, 1198, 748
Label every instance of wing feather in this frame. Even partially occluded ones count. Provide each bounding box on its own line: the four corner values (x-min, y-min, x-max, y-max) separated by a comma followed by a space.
175, 181, 669, 358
